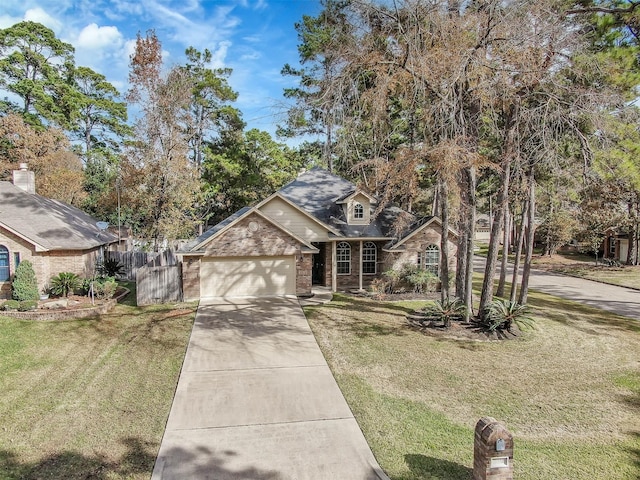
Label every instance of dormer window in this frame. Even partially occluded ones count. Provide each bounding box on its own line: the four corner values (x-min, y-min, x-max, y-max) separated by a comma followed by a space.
354, 203, 364, 220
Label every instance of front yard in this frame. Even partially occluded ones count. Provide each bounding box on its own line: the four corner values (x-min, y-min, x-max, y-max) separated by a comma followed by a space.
0, 286, 196, 480
2, 278, 639, 479
305, 293, 640, 480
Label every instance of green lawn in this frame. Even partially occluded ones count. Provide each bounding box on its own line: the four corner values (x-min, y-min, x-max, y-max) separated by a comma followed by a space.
305, 293, 640, 480
0, 286, 196, 480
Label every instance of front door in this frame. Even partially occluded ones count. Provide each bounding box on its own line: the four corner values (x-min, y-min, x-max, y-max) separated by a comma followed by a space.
312, 243, 326, 285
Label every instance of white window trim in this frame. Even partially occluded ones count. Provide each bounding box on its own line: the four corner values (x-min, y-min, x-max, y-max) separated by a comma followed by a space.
354, 202, 364, 219
362, 241, 377, 275
336, 241, 351, 275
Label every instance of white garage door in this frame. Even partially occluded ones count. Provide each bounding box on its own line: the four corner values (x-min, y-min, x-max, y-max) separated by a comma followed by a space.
200, 256, 296, 298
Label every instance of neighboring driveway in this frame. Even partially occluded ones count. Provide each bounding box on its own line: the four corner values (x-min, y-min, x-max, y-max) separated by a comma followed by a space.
152, 295, 389, 480
474, 257, 640, 320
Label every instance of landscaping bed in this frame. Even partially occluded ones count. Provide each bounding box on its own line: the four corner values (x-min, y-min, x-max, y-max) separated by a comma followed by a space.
1, 287, 130, 320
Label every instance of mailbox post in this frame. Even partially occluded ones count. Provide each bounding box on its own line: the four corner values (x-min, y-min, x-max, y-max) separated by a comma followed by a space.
473, 417, 514, 480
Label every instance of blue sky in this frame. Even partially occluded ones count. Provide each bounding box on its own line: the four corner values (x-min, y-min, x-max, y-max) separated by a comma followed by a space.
1, 0, 322, 138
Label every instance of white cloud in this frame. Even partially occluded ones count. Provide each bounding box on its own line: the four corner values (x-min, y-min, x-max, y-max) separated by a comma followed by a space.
77, 23, 123, 49
24, 7, 62, 33
210, 41, 231, 69
0, 14, 23, 29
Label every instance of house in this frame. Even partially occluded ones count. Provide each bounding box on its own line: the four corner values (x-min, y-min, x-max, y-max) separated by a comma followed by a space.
603, 229, 638, 264
179, 168, 457, 300
0, 164, 118, 299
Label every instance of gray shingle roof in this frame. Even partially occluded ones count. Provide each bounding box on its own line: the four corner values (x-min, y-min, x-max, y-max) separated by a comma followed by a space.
0, 181, 117, 251
278, 167, 415, 238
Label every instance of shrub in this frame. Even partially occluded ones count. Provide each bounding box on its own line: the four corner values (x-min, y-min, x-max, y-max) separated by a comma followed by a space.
379, 263, 439, 294
93, 277, 118, 299
370, 277, 389, 299
424, 297, 467, 328
18, 300, 37, 311
102, 258, 125, 278
407, 268, 439, 293
2, 300, 20, 311
485, 299, 535, 332
50, 272, 81, 297
12, 260, 39, 302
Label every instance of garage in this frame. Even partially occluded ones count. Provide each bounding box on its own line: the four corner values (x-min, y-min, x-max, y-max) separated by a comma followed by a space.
200, 256, 296, 298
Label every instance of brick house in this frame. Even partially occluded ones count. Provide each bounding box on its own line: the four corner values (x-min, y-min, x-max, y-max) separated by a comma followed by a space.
180, 168, 457, 300
0, 165, 118, 299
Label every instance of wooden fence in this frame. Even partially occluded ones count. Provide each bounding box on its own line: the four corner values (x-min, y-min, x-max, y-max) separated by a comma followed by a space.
106, 251, 158, 281
107, 250, 183, 306
136, 264, 183, 306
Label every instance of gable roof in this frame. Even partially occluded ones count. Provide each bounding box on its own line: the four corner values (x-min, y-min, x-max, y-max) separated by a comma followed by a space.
277, 167, 414, 239
181, 206, 319, 254
0, 181, 117, 251
385, 216, 459, 251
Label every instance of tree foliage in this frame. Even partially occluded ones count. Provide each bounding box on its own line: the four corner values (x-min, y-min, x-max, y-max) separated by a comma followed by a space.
0, 113, 86, 205
124, 31, 203, 246
0, 21, 75, 128
12, 260, 39, 302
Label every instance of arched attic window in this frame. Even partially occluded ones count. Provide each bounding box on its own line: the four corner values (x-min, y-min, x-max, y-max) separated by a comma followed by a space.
354, 202, 364, 220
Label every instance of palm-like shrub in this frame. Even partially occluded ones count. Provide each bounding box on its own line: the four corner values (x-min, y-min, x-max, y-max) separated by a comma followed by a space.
12, 260, 39, 302
486, 299, 535, 332
101, 258, 125, 278
424, 297, 467, 328
50, 272, 81, 297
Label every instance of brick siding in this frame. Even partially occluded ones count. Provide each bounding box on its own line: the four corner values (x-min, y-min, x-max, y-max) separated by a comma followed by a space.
0, 229, 101, 300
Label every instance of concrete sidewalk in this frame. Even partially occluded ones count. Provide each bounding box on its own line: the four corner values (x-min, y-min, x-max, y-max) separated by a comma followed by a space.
474, 256, 640, 320
152, 295, 388, 480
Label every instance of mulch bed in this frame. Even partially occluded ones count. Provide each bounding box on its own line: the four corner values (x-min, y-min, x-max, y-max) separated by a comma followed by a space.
406, 311, 521, 341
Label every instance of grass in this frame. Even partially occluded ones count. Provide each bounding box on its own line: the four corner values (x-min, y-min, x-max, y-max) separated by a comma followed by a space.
305, 293, 640, 480
0, 283, 196, 480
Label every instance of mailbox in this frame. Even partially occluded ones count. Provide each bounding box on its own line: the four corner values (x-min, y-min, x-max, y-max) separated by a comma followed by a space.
473, 417, 514, 480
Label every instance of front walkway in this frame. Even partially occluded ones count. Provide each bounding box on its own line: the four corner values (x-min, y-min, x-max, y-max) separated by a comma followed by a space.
474, 257, 640, 320
151, 295, 388, 480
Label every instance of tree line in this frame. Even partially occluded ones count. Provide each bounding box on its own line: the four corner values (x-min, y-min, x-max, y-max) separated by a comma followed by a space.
0, 22, 309, 245
2, 2, 640, 319
279, 0, 640, 318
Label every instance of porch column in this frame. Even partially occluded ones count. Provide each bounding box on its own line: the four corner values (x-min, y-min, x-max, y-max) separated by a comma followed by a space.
359, 240, 363, 291
332, 241, 337, 293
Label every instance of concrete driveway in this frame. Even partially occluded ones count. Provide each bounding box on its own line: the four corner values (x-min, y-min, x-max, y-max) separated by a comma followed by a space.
474, 256, 640, 320
152, 295, 389, 480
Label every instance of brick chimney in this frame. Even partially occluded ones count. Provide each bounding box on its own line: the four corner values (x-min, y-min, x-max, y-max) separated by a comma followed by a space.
12, 163, 35, 194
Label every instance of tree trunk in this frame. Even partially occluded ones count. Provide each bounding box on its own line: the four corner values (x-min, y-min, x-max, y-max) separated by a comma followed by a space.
464, 166, 476, 321
496, 206, 511, 297
627, 199, 638, 265
519, 169, 536, 305
455, 167, 471, 300
439, 177, 450, 302
479, 158, 511, 317
510, 198, 528, 303
455, 218, 469, 300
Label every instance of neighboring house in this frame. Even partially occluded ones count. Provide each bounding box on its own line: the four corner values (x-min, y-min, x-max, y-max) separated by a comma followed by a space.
475, 214, 492, 242
0, 164, 118, 299
179, 168, 457, 300
603, 229, 638, 263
